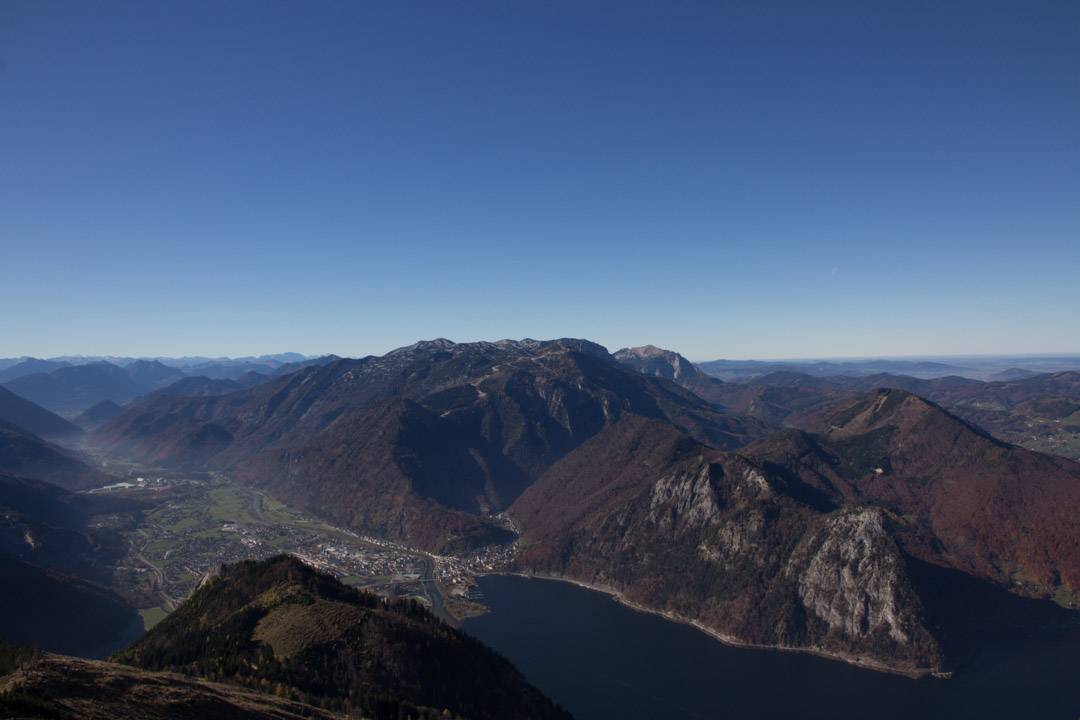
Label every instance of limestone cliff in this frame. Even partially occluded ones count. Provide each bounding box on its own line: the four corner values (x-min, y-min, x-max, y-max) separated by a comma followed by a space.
511, 416, 943, 675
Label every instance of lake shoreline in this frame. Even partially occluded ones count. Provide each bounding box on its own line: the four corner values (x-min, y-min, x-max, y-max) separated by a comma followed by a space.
486, 571, 949, 681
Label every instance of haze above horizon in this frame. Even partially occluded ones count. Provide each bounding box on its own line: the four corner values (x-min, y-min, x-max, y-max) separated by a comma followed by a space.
2, 1, 1077, 359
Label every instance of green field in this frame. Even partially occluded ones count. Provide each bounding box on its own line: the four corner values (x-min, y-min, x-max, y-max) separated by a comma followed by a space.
207, 487, 258, 524
139, 606, 169, 631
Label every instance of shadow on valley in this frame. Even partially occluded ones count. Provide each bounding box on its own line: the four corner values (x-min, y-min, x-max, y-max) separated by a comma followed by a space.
0, 555, 144, 658
909, 555, 1080, 674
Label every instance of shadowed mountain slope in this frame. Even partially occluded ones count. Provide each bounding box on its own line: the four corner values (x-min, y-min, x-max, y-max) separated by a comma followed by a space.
0, 386, 81, 438
72, 400, 125, 431
0, 555, 140, 658
0, 422, 111, 491
0, 473, 146, 658
152, 376, 247, 397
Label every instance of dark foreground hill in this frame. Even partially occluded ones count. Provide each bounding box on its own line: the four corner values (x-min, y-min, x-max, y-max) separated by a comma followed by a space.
0, 555, 140, 658
0, 645, 347, 720
115, 555, 571, 720
0, 472, 142, 657
94, 339, 764, 552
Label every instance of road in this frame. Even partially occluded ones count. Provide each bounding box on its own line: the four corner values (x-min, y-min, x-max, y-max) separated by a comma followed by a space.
417, 555, 451, 623
134, 547, 177, 610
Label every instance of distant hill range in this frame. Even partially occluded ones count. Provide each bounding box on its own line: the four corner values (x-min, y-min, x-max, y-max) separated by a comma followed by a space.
695, 354, 1080, 382
696, 357, 977, 381
0, 359, 72, 383
711, 368, 1080, 462
614, 347, 1080, 462
0, 355, 335, 416
3, 361, 182, 415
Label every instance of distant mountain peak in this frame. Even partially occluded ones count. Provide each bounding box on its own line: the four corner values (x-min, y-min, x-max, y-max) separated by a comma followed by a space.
392, 337, 458, 354
614, 344, 702, 382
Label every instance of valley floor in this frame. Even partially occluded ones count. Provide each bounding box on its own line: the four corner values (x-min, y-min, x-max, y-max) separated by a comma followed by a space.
70, 454, 524, 639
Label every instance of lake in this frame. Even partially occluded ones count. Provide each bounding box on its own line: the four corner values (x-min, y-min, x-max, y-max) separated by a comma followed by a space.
463, 574, 1080, 720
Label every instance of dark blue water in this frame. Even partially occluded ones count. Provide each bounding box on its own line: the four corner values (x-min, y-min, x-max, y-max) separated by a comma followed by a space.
463, 575, 1080, 720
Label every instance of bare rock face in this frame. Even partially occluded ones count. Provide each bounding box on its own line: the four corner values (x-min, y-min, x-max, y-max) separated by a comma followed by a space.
613, 345, 701, 382
648, 460, 720, 531
793, 508, 916, 646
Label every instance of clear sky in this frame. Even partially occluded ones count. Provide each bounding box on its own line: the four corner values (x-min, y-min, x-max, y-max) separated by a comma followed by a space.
2, 1, 1078, 361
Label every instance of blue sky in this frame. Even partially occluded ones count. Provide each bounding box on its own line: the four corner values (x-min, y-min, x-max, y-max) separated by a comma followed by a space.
2, 1, 1077, 360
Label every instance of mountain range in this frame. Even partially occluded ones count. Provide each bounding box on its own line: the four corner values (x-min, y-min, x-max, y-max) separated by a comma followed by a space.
1, 336, 1078, 701
93, 339, 764, 552
3, 361, 184, 415
0, 355, 337, 417
76, 338, 1079, 676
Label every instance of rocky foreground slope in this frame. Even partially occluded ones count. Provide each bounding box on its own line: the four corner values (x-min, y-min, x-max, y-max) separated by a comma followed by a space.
0, 649, 346, 720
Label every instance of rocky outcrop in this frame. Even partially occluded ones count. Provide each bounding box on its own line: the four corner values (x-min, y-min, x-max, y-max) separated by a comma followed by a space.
511, 417, 942, 675
790, 508, 933, 653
